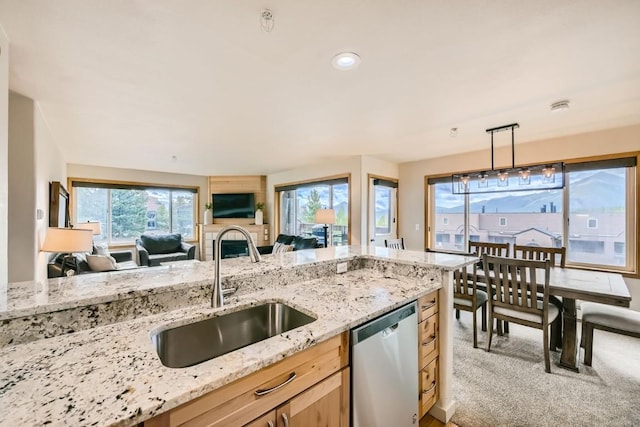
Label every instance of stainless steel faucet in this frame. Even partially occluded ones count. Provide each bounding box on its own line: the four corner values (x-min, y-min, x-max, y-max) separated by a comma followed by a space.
212, 225, 262, 308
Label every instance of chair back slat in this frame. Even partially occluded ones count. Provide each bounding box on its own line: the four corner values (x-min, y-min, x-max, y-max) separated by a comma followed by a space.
483, 254, 550, 317
469, 241, 510, 257
513, 244, 566, 267
453, 263, 478, 301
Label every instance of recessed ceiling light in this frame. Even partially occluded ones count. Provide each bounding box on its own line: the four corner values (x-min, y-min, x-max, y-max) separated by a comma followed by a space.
550, 100, 570, 112
331, 52, 361, 70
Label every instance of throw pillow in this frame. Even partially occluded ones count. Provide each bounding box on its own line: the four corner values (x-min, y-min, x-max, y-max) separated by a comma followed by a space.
86, 254, 118, 272
93, 243, 111, 256
272, 242, 294, 254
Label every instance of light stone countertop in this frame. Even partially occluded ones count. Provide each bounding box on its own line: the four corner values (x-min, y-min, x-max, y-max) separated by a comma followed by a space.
0, 245, 477, 426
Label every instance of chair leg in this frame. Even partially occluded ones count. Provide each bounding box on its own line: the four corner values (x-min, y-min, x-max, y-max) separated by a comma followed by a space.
486, 313, 493, 352
504, 321, 509, 334
481, 303, 487, 332
456, 308, 460, 320
583, 322, 595, 367
550, 315, 562, 352
543, 324, 551, 373
472, 307, 478, 349
497, 319, 503, 336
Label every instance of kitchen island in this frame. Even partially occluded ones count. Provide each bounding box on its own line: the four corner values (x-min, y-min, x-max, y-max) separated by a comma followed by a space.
0, 245, 476, 426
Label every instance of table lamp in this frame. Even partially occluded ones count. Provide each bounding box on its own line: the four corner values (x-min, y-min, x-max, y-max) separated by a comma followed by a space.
314, 209, 336, 247
74, 221, 102, 237
42, 228, 93, 276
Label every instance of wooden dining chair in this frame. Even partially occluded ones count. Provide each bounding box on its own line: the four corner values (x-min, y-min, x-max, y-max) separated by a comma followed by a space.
468, 241, 510, 258
483, 254, 559, 373
513, 245, 566, 351
385, 238, 405, 249
463, 241, 510, 331
513, 244, 566, 267
453, 263, 488, 348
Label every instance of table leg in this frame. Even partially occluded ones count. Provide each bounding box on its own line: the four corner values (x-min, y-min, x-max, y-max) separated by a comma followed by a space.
559, 298, 579, 372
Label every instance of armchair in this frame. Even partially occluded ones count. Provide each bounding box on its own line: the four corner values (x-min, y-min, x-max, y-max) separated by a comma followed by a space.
135, 233, 196, 267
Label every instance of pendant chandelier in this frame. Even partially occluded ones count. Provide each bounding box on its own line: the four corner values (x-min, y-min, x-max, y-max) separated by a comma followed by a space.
451, 123, 564, 194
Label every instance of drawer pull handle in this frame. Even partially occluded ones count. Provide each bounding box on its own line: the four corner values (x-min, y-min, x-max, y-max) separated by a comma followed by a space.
422, 382, 437, 394
282, 413, 290, 427
421, 301, 437, 311
267, 422, 274, 427
255, 372, 296, 396
422, 335, 437, 346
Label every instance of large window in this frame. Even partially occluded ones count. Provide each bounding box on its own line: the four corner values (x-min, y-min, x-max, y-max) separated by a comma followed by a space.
72, 181, 197, 245
428, 156, 637, 273
276, 176, 349, 247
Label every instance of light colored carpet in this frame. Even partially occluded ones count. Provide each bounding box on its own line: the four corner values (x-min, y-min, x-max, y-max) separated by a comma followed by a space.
450, 311, 640, 427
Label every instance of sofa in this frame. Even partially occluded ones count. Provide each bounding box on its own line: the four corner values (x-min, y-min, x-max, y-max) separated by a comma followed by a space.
257, 233, 319, 255
47, 249, 138, 278
135, 233, 196, 267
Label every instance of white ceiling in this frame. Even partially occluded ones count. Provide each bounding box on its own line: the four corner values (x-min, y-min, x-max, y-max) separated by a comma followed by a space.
1, 1, 639, 176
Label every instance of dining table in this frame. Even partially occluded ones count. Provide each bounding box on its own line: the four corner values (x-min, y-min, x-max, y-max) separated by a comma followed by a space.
469, 263, 632, 372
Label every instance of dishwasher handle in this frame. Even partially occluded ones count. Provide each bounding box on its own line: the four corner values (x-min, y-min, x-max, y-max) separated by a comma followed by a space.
352, 302, 417, 345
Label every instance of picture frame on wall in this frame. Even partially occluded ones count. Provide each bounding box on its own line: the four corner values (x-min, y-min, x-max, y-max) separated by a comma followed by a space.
49, 181, 70, 228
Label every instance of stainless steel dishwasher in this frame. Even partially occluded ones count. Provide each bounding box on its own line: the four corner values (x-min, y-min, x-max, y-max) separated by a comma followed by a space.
351, 301, 418, 426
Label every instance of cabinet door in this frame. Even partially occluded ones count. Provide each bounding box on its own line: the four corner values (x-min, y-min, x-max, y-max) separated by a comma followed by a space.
276, 369, 349, 427
245, 410, 277, 427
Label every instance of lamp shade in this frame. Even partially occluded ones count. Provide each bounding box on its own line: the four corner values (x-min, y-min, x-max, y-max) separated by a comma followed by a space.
315, 209, 336, 225
74, 221, 102, 235
42, 228, 93, 253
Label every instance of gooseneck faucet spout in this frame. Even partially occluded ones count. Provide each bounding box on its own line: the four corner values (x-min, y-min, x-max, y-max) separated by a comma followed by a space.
212, 225, 261, 308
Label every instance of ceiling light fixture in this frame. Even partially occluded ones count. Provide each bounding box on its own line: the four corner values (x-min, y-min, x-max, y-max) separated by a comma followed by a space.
450, 127, 458, 137
331, 52, 361, 70
260, 9, 275, 34
451, 123, 565, 194
551, 100, 570, 112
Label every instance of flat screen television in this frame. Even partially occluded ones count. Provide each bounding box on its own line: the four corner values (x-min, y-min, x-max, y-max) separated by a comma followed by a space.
212, 193, 255, 219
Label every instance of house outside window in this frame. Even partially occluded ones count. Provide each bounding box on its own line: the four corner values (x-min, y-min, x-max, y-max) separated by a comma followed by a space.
73, 181, 197, 245
276, 176, 349, 247
428, 156, 637, 272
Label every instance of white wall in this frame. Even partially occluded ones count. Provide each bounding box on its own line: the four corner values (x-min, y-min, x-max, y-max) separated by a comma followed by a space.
34, 102, 65, 281
8, 92, 36, 282
398, 124, 640, 310
7, 92, 65, 282
0, 26, 9, 289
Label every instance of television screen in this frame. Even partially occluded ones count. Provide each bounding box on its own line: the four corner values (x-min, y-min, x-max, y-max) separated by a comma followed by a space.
212, 193, 255, 219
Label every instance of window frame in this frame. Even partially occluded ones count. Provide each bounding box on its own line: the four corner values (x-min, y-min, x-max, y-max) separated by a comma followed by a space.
69, 178, 200, 247
274, 174, 351, 245
425, 152, 639, 277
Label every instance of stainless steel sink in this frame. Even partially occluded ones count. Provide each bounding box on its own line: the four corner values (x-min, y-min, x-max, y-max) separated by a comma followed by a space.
151, 302, 316, 368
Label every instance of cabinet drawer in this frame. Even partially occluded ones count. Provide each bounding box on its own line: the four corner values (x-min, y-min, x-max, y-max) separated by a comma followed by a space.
419, 314, 438, 368
419, 357, 438, 417
418, 291, 438, 322
145, 333, 349, 427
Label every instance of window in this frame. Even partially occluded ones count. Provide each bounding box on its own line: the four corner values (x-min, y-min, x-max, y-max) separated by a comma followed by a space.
276, 176, 349, 247
443, 217, 449, 225
73, 181, 197, 245
374, 186, 392, 234
428, 156, 637, 273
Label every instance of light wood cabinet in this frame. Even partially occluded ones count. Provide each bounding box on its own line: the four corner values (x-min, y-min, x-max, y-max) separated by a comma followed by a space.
199, 224, 270, 261
417, 291, 439, 419
246, 369, 349, 427
144, 333, 349, 427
